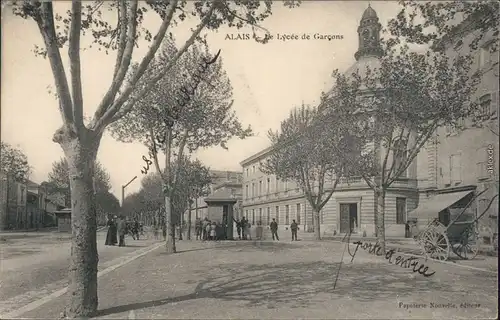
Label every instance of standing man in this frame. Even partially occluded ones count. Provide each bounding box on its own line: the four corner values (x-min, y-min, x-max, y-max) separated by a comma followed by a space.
117, 216, 127, 247
195, 217, 202, 240
240, 216, 247, 240
202, 217, 210, 241
232, 217, 241, 240
132, 217, 140, 240
270, 218, 279, 241
290, 219, 298, 241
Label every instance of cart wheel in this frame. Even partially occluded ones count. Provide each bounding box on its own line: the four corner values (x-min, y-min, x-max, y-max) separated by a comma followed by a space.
420, 226, 450, 261
452, 228, 480, 260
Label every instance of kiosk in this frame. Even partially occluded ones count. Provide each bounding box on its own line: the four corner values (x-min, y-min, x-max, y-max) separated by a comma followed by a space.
204, 189, 237, 240
54, 208, 72, 232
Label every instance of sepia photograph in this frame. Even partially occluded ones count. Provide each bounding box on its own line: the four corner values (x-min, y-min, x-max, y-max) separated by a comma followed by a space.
0, 0, 498, 319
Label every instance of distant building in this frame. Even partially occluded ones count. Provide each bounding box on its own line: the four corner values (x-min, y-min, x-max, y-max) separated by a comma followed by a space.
412, 12, 499, 244
241, 5, 418, 237
185, 170, 242, 223
0, 173, 64, 230
240, 5, 499, 241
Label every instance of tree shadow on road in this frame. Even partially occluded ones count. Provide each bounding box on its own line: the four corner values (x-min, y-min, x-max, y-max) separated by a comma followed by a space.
95, 258, 453, 318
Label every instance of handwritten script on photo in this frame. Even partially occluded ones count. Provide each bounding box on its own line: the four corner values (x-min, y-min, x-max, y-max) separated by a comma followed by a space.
139, 50, 222, 175
343, 232, 436, 277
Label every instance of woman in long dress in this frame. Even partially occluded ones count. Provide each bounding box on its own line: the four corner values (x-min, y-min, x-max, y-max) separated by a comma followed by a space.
105, 215, 117, 245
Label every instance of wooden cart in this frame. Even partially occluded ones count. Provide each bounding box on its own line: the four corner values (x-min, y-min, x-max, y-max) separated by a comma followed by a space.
414, 189, 498, 261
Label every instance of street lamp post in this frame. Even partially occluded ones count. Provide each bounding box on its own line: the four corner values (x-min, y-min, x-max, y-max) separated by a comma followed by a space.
121, 176, 138, 207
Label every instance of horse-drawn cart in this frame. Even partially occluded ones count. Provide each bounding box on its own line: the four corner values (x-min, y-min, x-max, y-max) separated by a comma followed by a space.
413, 189, 498, 261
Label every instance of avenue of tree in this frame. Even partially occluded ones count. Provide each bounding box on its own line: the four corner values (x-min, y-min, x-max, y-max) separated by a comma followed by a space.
8, 0, 301, 317
262, 0, 494, 250
123, 158, 211, 240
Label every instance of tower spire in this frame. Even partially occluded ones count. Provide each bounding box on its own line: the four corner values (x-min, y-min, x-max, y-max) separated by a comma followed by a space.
354, 5, 383, 61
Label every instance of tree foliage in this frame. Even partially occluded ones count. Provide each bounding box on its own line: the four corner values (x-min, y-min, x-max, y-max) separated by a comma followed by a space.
123, 159, 211, 225
122, 191, 145, 217
261, 104, 365, 240
109, 40, 251, 253
170, 157, 212, 224
7, 0, 301, 316
316, 38, 481, 252
47, 158, 112, 207
0, 142, 31, 182
388, 0, 499, 53
109, 41, 252, 152
95, 191, 120, 224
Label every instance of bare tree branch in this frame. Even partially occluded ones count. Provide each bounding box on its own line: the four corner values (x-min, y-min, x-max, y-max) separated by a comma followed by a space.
35, 2, 74, 126
117, 0, 178, 97
110, 1, 218, 123
92, 0, 138, 130
319, 175, 340, 209
69, 0, 84, 130
112, 0, 128, 81
384, 127, 406, 184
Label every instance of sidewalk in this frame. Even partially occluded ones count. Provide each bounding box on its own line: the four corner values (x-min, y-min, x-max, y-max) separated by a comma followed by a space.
18, 239, 497, 320
0, 233, 163, 316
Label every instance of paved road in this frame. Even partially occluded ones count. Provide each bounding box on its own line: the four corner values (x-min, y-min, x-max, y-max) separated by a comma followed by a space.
18, 239, 498, 319
0, 231, 161, 315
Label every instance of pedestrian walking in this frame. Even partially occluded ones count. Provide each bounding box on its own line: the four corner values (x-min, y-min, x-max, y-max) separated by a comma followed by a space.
132, 218, 140, 240
162, 221, 167, 241
202, 217, 210, 241
270, 218, 279, 241
210, 222, 216, 240
233, 217, 242, 240
139, 222, 145, 238
240, 217, 247, 240
195, 218, 202, 240
245, 222, 252, 240
290, 219, 298, 241
105, 215, 117, 246
117, 216, 127, 247
153, 223, 159, 240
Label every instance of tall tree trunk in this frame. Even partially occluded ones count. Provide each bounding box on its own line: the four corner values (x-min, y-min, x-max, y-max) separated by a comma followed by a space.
313, 208, 321, 240
59, 129, 100, 318
164, 196, 176, 253
375, 188, 386, 253
163, 127, 176, 253
187, 203, 192, 240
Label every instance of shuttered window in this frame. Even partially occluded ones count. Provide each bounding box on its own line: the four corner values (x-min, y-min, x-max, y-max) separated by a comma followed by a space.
450, 153, 462, 184
396, 197, 407, 224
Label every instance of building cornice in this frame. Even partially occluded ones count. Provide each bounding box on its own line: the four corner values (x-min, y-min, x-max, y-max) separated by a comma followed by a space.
240, 146, 274, 167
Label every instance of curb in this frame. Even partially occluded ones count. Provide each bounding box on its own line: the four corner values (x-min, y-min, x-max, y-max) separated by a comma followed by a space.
0, 241, 165, 319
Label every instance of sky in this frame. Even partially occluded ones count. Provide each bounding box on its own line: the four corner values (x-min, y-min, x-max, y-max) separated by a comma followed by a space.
1, 1, 403, 201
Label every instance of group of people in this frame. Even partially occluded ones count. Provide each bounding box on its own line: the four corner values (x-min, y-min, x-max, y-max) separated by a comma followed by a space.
269, 218, 299, 241
105, 215, 143, 247
233, 216, 252, 240
106, 214, 302, 244
194, 217, 226, 241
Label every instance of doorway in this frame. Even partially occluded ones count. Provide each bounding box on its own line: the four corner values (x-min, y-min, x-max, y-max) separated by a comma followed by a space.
340, 203, 358, 234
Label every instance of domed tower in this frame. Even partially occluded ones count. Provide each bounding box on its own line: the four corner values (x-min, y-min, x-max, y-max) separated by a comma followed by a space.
354, 4, 383, 61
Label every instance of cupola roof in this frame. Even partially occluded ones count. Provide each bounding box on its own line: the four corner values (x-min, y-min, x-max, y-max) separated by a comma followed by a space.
361, 4, 378, 21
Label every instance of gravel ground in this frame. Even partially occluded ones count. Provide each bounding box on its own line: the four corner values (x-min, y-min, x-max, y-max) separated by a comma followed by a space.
18, 239, 498, 319
0, 231, 161, 315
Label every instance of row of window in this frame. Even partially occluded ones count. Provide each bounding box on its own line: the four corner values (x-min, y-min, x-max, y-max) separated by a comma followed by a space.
244, 204, 302, 226
245, 165, 257, 177
445, 91, 498, 135
441, 147, 494, 188
244, 177, 293, 199
243, 198, 408, 226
